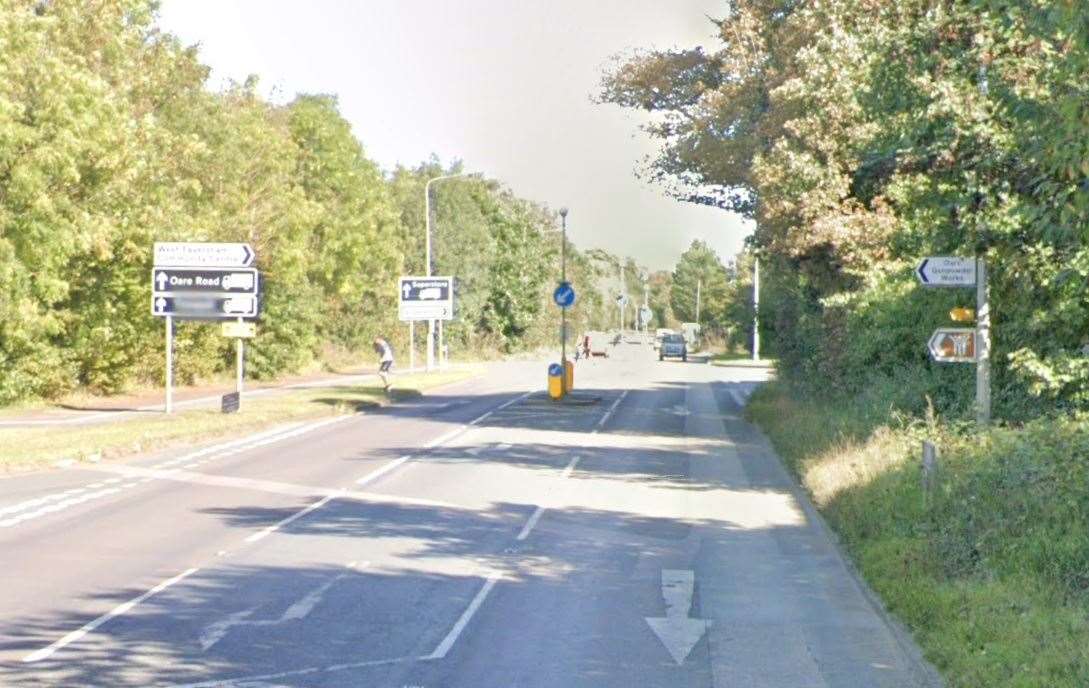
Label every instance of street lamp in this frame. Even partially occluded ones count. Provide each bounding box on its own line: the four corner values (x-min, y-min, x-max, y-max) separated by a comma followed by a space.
424, 171, 477, 371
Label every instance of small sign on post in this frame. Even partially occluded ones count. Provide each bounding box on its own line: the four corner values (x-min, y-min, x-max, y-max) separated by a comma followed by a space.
928, 328, 977, 363
399, 276, 454, 321
221, 392, 241, 414
916, 257, 976, 287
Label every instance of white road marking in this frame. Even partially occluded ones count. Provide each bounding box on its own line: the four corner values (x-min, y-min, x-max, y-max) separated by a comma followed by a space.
22, 567, 200, 663
515, 455, 580, 541
244, 494, 338, 544
201, 562, 368, 651
0, 416, 353, 531
729, 389, 747, 407
645, 569, 712, 665
595, 389, 629, 429
516, 506, 546, 541
355, 455, 412, 486
469, 391, 532, 426
427, 572, 502, 659
170, 656, 417, 688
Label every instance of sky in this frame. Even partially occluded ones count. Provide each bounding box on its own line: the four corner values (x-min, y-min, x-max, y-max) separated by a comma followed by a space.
156, 0, 752, 271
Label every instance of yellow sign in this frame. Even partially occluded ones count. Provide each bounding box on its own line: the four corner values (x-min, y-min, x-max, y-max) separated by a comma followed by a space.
221, 321, 256, 338
949, 307, 976, 323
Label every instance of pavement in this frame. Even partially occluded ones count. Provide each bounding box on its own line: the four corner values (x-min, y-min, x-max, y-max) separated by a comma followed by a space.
0, 344, 941, 687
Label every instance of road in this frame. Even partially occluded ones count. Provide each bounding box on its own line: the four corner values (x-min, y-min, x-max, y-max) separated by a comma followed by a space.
0, 345, 939, 687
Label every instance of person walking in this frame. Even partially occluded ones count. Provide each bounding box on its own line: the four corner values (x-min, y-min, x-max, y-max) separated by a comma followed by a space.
373, 336, 395, 393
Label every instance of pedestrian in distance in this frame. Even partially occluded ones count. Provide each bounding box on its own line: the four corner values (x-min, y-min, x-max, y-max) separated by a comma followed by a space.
373, 336, 395, 394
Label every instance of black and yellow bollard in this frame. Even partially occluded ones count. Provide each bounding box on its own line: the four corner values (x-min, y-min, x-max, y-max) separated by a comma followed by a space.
548, 362, 564, 400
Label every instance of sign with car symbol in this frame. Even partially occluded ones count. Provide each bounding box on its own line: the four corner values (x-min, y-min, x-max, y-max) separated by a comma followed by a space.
399, 276, 454, 321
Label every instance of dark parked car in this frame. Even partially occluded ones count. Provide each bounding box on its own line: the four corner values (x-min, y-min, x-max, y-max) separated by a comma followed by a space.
659, 333, 687, 362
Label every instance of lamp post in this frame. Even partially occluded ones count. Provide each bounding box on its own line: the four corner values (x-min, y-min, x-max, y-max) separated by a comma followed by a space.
559, 207, 569, 392
424, 171, 475, 371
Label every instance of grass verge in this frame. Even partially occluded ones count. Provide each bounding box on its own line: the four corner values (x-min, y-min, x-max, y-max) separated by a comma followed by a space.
747, 381, 1089, 686
1, 369, 476, 473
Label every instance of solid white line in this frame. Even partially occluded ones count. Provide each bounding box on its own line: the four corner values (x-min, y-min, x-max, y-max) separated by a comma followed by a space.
516, 506, 546, 541
22, 567, 200, 663
244, 493, 338, 544
561, 454, 581, 479
427, 572, 502, 659
170, 656, 417, 688
355, 455, 412, 486
469, 391, 532, 425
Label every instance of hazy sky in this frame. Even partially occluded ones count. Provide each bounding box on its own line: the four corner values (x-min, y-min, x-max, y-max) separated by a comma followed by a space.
156, 1, 752, 271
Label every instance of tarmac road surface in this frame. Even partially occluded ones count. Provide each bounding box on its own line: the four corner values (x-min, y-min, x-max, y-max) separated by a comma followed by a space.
0, 346, 940, 687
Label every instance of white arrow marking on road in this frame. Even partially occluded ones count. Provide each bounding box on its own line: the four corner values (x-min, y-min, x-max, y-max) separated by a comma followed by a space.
200, 562, 367, 651
645, 569, 711, 665
154, 297, 167, 313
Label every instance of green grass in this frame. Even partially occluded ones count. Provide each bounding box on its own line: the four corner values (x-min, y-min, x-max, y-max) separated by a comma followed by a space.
1, 370, 476, 473
747, 382, 1089, 686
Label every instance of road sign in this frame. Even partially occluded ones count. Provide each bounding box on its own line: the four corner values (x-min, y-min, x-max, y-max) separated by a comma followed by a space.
221, 321, 257, 338
399, 276, 453, 321
152, 294, 259, 319
221, 392, 240, 414
949, 307, 976, 322
154, 242, 255, 268
916, 257, 976, 287
639, 306, 653, 325
152, 268, 258, 295
553, 282, 576, 308
929, 328, 976, 363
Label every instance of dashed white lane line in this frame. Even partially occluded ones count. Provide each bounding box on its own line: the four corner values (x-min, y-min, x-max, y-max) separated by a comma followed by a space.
22, 567, 201, 663
244, 493, 339, 544
596, 389, 629, 429
516, 506, 546, 541
355, 455, 412, 487
426, 571, 503, 660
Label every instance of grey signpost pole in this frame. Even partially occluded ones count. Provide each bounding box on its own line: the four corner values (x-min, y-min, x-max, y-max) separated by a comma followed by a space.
976, 258, 991, 426
559, 208, 568, 393
236, 316, 244, 409
753, 257, 761, 362
409, 320, 415, 371
165, 315, 173, 414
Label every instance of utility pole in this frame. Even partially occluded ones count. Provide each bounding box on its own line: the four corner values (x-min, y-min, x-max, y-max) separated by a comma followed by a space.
424, 172, 474, 371
560, 208, 568, 393
695, 279, 701, 327
752, 257, 760, 361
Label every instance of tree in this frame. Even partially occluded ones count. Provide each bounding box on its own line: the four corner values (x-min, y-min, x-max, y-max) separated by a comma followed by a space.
671, 241, 730, 329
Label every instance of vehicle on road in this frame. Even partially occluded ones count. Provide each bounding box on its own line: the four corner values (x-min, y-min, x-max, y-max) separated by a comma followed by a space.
659, 333, 687, 362
584, 331, 610, 357
654, 328, 674, 350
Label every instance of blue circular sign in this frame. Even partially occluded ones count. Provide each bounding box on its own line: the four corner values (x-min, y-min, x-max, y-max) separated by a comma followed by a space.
548, 363, 563, 376
553, 282, 576, 308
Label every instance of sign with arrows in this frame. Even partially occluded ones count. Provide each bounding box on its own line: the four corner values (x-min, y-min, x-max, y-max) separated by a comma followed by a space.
152, 268, 258, 295
152, 294, 258, 319
399, 276, 453, 321
553, 281, 576, 308
154, 242, 255, 268
916, 257, 976, 287
645, 569, 711, 665
929, 328, 977, 363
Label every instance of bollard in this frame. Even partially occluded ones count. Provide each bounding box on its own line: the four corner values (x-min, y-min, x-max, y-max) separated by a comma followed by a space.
548, 363, 564, 400
921, 440, 939, 506
564, 359, 574, 392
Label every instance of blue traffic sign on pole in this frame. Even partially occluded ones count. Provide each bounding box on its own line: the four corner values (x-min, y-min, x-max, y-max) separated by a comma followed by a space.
553, 282, 576, 308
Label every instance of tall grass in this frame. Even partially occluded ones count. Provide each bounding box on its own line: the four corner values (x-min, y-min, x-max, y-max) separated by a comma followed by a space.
749, 381, 1089, 686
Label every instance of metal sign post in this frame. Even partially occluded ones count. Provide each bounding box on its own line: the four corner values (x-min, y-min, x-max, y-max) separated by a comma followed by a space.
976, 258, 991, 426
918, 256, 990, 427
236, 316, 244, 410
165, 315, 173, 414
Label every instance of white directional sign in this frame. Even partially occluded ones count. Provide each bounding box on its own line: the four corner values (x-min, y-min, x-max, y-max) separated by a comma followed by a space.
929, 328, 977, 363
152, 268, 258, 295
152, 294, 258, 319
154, 242, 255, 268
645, 569, 711, 665
399, 276, 453, 321
916, 257, 976, 287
